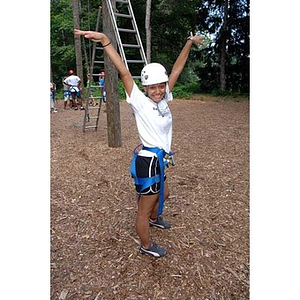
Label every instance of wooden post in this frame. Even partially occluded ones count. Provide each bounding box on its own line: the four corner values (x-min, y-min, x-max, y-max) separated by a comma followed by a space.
103, 0, 122, 148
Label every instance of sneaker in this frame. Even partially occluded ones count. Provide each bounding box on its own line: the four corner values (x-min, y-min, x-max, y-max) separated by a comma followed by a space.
139, 242, 167, 258
149, 216, 171, 229
80, 107, 85, 110
74, 107, 78, 110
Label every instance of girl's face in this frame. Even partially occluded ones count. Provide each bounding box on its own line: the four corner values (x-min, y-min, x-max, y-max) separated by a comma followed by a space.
143, 82, 166, 103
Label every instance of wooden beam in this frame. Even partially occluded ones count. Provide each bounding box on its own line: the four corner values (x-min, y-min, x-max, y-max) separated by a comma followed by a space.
103, 0, 122, 148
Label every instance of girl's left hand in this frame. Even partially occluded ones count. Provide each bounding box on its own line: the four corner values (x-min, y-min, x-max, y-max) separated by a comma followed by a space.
192, 34, 205, 46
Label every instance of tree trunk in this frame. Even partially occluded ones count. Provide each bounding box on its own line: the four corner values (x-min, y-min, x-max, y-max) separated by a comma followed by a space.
145, 0, 152, 63
220, 0, 229, 92
103, 0, 122, 148
82, 36, 90, 74
72, 0, 84, 84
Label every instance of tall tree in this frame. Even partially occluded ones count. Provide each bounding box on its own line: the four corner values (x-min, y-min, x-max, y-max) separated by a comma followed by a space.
195, 0, 249, 93
220, 0, 229, 91
145, 0, 152, 63
72, 0, 84, 82
51, 0, 76, 87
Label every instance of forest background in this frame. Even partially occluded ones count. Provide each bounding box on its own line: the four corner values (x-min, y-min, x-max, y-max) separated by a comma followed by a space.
50, 0, 249, 98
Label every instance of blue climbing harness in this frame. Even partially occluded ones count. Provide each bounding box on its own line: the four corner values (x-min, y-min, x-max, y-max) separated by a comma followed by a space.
64, 90, 70, 97
130, 144, 174, 216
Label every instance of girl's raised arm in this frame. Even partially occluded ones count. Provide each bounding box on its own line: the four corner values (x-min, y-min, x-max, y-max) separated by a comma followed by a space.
168, 34, 204, 91
74, 29, 134, 96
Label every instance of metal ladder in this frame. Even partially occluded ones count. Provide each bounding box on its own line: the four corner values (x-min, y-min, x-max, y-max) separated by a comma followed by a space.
83, 6, 104, 132
106, 0, 148, 78
83, 0, 148, 132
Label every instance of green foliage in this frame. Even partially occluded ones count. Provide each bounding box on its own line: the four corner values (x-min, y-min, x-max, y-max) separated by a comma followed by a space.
172, 83, 200, 99
51, 0, 249, 94
118, 80, 126, 100
118, 79, 143, 100
212, 89, 249, 100
54, 89, 64, 100
51, 0, 76, 86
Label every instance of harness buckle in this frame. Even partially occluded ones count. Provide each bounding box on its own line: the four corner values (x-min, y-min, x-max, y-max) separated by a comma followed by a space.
164, 153, 176, 166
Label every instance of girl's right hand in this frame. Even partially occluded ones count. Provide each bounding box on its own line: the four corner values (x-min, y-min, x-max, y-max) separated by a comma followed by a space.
74, 29, 109, 44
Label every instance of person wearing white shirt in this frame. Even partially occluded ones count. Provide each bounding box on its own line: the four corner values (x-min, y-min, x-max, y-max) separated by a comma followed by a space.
75, 29, 204, 258
63, 70, 84, 110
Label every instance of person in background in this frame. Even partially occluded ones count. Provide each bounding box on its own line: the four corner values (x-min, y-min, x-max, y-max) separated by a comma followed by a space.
99, 71, 106, 104
63, 70, 84, 110
62, 76, 71, 109
50, 82, 57, 113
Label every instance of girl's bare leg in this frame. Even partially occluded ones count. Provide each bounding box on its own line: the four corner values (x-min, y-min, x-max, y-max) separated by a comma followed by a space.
150, 180, 170, 220
136, 194, 159, 248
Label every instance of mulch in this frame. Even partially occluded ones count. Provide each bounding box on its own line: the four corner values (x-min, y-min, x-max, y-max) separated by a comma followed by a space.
51, 95, 249, 300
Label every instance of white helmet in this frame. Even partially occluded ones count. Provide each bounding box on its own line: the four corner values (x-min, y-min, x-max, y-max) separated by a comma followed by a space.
141, 63, 168, 86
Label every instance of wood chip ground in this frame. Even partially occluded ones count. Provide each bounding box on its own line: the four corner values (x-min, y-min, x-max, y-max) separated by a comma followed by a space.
51, 95, 249, 299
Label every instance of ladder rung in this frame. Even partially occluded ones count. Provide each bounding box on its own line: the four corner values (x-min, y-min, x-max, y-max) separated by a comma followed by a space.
127, 59, 145, 63
132, 76, 141, 79
114, 12, 132, 19
118, 28, 136, 33
122, 43, 140, 48
90, 96, 102, 99
94, 60, 104, 64
84, 125, 98, 129
115, 0, 128, 3
87, 106, 101, 109
88, 116, 99, 120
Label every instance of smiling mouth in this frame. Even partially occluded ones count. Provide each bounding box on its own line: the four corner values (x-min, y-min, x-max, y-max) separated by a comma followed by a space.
152, 96, 162, 102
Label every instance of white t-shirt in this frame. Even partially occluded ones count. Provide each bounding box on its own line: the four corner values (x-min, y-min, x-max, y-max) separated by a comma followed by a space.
126, 82, 173, 155
64, 75, 81, 87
